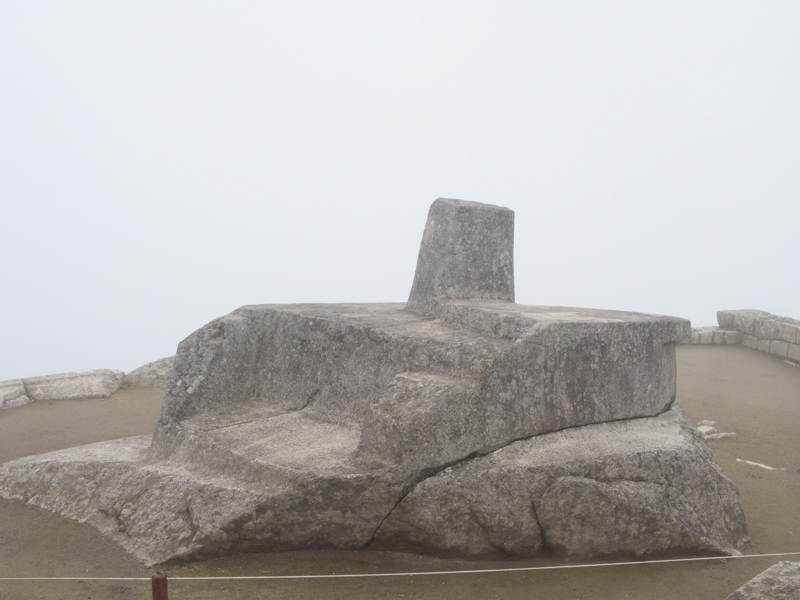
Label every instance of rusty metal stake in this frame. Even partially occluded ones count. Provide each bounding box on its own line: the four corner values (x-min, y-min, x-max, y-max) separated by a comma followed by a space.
152, 571, 168, 600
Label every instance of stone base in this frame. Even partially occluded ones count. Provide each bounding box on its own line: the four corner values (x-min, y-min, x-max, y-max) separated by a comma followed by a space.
373, 404, 747, 560
0, 404, 747, 566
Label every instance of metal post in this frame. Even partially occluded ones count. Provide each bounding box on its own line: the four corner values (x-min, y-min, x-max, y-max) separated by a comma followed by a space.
152, 571, 168, 600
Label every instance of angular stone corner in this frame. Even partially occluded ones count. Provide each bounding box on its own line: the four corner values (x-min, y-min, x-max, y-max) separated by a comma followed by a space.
725, 561, 800, 600
0, 379, 31, 409
407, 198, 514, 316
0, 197, 744, 566
123, 356, 175, 389
22, 369, 124, 401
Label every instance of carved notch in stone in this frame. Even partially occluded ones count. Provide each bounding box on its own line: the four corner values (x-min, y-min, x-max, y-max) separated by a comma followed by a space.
406, 198, 515, 316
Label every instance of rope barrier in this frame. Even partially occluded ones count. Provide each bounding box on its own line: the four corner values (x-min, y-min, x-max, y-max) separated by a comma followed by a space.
1, 551, 798, 581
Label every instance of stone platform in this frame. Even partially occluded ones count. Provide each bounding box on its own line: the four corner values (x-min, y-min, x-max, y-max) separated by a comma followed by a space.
0, 198, 748, 565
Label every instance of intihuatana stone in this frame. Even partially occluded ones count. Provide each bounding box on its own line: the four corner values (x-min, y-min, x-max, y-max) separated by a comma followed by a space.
0, 198, 745, 566
123, 356, 175, 389
23, 369, 124, 401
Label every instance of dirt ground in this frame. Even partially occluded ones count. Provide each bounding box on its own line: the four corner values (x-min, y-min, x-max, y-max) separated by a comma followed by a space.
1, 345, 798, 599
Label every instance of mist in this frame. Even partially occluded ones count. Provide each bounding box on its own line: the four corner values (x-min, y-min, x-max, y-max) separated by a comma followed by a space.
1, 2, 798, 381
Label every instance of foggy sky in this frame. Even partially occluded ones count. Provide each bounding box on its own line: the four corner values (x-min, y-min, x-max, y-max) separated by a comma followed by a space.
1, 2, 798, 381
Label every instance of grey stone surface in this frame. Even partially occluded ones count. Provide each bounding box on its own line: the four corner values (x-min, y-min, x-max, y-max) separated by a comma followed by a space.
758, 339, 771, 353
725, 561, 800, 600
23, 369, 124, 401
743, 334, 759, 350
699, 328, 714, 344
684, 327, 741, 346
780, 323, 799, 344
726, 330, 744, 344
0, 379, 30, 408
789, 343, 800, 363
373, 405, 747, 559
0, 198, 742, 567
406, 198, 514, 317
123, 356, 174, 389
770, 340, 789, 359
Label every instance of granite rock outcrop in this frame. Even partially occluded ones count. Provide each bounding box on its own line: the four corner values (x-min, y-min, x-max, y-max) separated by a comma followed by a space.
0, 198, 747, 565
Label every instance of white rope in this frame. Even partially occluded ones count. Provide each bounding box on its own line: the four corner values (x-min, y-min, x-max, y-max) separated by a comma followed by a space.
1, 551, 799, 582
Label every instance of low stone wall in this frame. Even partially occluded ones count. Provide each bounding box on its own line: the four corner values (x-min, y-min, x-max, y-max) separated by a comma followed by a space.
1, 357, 175, 409
0, 369, 124, 409
685, 309, 800, 365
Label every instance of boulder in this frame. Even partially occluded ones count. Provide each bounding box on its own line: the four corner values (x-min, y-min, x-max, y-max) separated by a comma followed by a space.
725, 561, 800, 600
0, 198, 745, 566
123, 356, 174, 389
23, 369, 124, 401
0, 379, 30, 408
372, 405, 747, 559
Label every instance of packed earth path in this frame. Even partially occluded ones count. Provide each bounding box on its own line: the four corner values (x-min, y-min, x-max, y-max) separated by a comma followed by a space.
0, 344, 798, 600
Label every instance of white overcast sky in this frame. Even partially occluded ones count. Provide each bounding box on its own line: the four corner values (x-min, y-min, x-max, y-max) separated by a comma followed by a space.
1, 2, 798, 381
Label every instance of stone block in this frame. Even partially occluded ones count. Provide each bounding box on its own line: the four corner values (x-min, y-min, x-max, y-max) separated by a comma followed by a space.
755, 319, 782, 341
721, 310, 773, 336
23, 369, 124, 401
713, 329, 726, 345
724, 330, 743, 345
788, 343, 800, 364
698, 329, 714, 344
406, 198, 514, 316
123, 356, 174, 389
779, 323, 799, 344
770, 340, 789, 358
717, 311, 735, 329
743, 334, 759, 349
689, 330, 700, 344
757, 339, 771, 353
725, 560, 800, 600
0, 379, 30, 408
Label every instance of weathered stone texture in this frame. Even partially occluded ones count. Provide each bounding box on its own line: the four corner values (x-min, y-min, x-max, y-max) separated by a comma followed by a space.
374, 405, 747, 559
0, 434, 399, 565
0, 379, 30, 408
725, 561, 800, 600
152, 301, 687, 486
23, 369, 124, 401
123, 356, 174, 389
407, 198, 514, 316
684, 326, 741, 346
770, 340, 789, 358
789, 343, 800, 363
